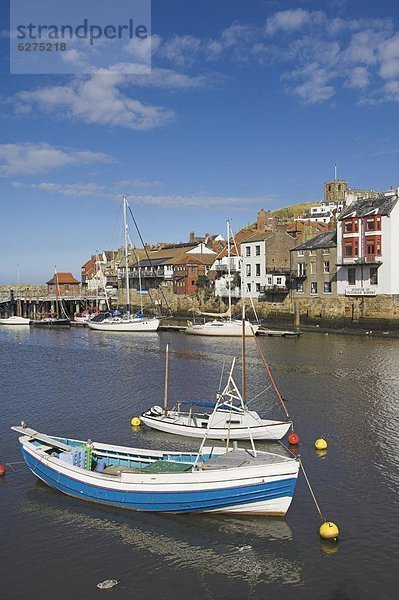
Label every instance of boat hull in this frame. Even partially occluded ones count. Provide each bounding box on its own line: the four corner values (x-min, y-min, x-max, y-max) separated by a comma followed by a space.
0, 316, 30, 325
17, 435, 298, 515
87, 318, 160, 332
32, 319, 70, 328
141, 413, 291, 440
186, 320, 259, 337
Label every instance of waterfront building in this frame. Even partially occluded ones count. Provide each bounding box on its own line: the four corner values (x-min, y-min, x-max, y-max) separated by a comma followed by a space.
290, 231, 337, 298
46, 272, 80, 296
336, 190, 399, 296
124, 242, 217, 296
241, 228, 295, 299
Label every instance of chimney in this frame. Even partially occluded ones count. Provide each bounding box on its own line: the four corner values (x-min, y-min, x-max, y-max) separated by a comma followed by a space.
189, 231, 195, 243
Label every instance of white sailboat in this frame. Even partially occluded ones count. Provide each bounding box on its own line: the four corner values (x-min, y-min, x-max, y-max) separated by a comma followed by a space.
141, 317, 293, 441
87, 197, 160, 332
186, 220, 259, 337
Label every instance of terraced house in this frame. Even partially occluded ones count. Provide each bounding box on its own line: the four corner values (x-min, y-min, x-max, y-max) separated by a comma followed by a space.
290, 231, 337, 298
336, 191, 399, 296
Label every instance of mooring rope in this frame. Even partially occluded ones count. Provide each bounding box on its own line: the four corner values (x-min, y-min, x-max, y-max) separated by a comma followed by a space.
250, 326, 290, 418
300, 460, 326, 522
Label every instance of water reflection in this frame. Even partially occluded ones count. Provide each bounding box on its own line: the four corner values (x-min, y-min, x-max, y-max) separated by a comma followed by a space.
20, 483, 302, 588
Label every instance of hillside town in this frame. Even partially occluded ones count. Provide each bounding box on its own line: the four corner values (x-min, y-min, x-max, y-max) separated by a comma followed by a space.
2, 177, 399, 325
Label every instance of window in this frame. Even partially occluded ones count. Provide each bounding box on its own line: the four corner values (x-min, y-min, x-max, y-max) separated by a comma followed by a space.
298, 263, 306, 276
246, 283, 251, 292
348, 268, 356, 285
324, 282, 332, 294
370, 267, 378, 285
256, 283, 260, 292
366, 218, 375, 231
297, 250, 304, 257
246, 264, 251, 277
276, 277, 282, 285
323, 248, 330, 255
267, 276, 272, 285
310, 262, 316, 275
345, 242, 353, 257
255, 245, 260, 256
255, 263, 261, 277
245, 246, 250, 257
344, 219, 359, 233
191, 280, 195, 286
323, 261, 330, 273
366, 240, 375, 256
311, 282, 318, 294
309, 250, 316, 256
296, 281, 304, 293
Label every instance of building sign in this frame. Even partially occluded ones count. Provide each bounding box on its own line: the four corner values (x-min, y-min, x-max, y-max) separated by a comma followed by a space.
345, 287, 377, 296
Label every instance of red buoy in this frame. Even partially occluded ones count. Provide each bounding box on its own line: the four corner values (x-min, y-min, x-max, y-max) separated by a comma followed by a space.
0, 465, 5, 477
288, 432, 300, 445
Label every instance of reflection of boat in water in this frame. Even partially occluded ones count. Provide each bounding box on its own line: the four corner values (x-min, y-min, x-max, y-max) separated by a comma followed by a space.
13, 425, 299, 515
20, 485, 302, 585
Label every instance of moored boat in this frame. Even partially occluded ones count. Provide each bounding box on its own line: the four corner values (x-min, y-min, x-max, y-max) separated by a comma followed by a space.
0, 316, 30, 325
12, 424, 299, 515
32, 317, 70, 328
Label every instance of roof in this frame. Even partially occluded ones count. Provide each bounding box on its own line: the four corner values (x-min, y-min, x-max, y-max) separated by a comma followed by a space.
46, 272, 80, 285
339, 194, 398, 219
293, 230, 337, 251
241, 231, 274, 243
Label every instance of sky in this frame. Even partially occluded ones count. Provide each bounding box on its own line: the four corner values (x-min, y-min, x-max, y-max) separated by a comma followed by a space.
1, 0, 399, 283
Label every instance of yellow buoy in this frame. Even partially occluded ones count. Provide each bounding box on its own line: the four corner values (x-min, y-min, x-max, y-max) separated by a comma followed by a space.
315, 437, 328, 450
130, 417, 141, 427
319, 521, 339, 540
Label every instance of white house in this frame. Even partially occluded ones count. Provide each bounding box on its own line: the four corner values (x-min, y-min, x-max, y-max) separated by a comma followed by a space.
337, 191, 399, 296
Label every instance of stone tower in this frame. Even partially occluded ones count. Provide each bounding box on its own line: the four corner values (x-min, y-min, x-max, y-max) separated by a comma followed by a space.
324, 180, 348, 203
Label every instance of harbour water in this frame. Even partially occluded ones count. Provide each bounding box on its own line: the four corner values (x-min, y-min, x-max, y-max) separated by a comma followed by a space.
0, 326, 398, 599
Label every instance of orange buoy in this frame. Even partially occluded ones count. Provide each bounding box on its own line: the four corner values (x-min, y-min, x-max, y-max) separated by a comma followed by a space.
288, 432, 300, 445
0, 465, 5, 477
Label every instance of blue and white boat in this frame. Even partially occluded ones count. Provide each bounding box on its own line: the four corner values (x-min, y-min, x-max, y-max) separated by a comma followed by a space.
12, 425, 299, 515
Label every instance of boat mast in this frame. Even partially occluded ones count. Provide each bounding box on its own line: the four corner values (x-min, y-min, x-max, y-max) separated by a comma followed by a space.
227, 220, 232, 323
55, 266, 59, 318
164, 343, 169, 416
123, 196, 130, 315
242, 304, 246, 402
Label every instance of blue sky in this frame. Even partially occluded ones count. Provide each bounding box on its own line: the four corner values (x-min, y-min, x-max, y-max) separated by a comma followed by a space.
1, 0, 399, 283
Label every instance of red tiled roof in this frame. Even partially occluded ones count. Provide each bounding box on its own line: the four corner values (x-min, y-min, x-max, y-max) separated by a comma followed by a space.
46, 272, 80, 285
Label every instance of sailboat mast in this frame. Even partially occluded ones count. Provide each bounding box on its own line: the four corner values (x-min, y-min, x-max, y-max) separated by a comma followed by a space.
226, 220, 232, 322
242, 304, 247, 402
123, 196, 130, 315
164, 343, 169, 416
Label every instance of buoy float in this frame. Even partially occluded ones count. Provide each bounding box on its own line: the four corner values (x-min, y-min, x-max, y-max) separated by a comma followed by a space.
315, 438, 328, 450
0, 464, 5, 477
130, 417, 141, 427
288, 432, 300, 445
319, 521, 339, 540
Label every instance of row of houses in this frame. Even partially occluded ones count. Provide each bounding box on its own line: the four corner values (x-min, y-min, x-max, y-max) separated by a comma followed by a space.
74, 181, 399, 304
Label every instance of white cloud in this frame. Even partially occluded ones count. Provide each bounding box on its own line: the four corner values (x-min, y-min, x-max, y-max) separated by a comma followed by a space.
347, 66, 370, 89
12, 181, 110, 197
289, 64, 335, 104
0, 143, 114, 176
266, 9, 325, 35
117, 179, 164, 190
379, 33, 399, 79
159, 35, 202, 67
14, 75, 175, 130
130, 194, 267, 209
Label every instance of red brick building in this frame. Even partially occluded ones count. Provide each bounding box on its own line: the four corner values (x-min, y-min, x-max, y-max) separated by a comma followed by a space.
46, 272, 80, 296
